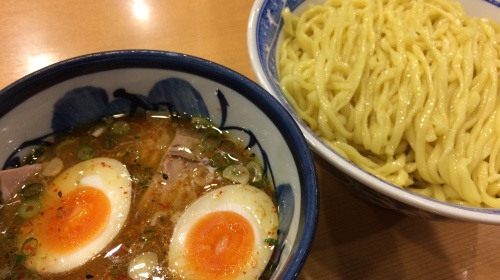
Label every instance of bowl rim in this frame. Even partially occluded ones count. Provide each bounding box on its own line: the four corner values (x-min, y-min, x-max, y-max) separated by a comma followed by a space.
0, 49, 320, 279
247, 0, 500, 224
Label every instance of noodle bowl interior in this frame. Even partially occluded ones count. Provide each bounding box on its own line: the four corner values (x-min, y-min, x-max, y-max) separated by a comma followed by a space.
0, 111, 279, 279
278, 0, 500, 207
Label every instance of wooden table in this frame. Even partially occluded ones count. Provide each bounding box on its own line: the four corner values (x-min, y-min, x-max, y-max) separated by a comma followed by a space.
1, 1, 499, 279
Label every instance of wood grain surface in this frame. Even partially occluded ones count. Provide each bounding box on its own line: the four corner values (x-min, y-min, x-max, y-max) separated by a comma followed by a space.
1, 1, 499, 279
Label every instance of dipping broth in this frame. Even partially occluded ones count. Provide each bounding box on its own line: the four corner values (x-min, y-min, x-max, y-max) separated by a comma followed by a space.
0, 111, 279, 279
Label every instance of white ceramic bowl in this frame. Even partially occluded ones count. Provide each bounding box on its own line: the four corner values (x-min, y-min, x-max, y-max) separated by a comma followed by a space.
248, 0, 500, 223
0, 50, 318, 279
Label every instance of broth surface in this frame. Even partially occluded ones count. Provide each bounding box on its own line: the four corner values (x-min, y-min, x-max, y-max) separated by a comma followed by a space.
0, 111, 275, 279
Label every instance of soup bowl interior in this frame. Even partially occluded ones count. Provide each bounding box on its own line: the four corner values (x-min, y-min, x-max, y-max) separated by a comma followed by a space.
247, 0, 500, 223
0, 50, 318, 279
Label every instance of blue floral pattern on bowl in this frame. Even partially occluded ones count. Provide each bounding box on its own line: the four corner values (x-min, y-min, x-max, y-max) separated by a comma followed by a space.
485, 0, 500, 7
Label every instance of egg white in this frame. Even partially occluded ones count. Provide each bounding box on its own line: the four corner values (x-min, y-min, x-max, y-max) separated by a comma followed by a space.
168, 184, 279, 280
19, 157, 132, 274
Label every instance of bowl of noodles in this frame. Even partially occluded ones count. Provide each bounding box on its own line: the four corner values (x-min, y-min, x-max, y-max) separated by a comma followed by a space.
0, 50, 318, 279
248, 0, 500, 223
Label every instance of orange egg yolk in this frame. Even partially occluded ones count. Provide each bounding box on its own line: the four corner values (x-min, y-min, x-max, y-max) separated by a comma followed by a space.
185, 211, 255, 278
34, 186, 111, 254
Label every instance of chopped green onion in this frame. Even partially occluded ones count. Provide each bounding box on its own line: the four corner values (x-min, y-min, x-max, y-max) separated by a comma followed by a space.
21, 183, 44, 198
246, 161, 263, 184
26, 147, 45, 164
191, 116, 213, 130
123, 150, 141, 164
200, 129, 222, 152
77, 145, 95, 160
264, 238, 278, 247
21, 237, 38, 256
100, 134, 117, 150
18, 200, 41, 219
132, 167, 155, 188
111, 120, 131, 135
15, 254, 25, 264
210, 152, 237, 170
222, 164, 250, 184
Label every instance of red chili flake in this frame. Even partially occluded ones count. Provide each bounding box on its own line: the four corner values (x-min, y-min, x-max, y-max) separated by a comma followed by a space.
24, 244, 35, 253
123, 192, 128, 194
159, 203, 169, 210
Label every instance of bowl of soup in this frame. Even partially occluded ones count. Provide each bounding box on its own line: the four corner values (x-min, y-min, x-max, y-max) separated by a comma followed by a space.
248, 0, 500, 223
0, 50, 318, 279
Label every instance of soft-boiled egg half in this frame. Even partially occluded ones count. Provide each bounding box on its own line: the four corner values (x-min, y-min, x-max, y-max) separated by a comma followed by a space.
18, 157, 132, 274
168, 184, 279, 280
